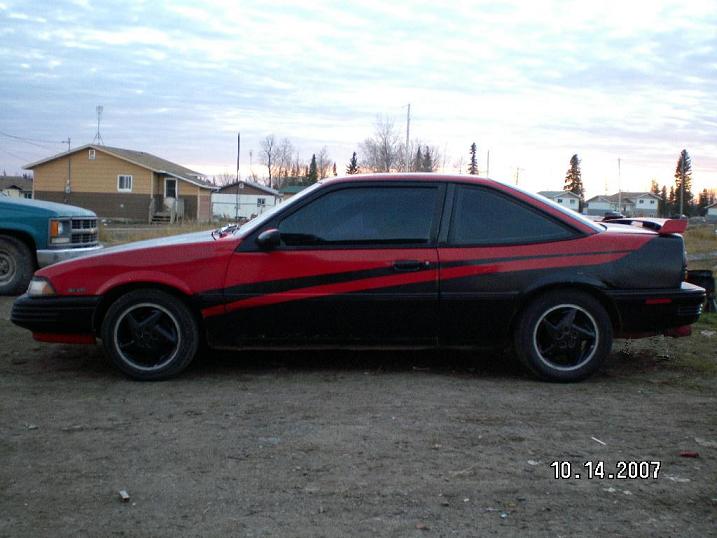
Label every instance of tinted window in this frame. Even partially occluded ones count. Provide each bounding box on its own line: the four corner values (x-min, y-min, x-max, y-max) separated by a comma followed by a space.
279, 186, 438, 246
449, 186, 576, 245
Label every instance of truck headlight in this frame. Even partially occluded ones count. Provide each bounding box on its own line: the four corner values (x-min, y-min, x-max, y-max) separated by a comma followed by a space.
49, 218, 72, 245
27, 277, 56, 297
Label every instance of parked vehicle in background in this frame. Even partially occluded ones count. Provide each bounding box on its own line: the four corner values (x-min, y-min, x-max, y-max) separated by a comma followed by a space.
0, 196, 102, 294
11, 174, 705, 381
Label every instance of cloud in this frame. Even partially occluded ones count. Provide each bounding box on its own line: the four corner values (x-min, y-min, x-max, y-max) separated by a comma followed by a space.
0, 0, 715, 194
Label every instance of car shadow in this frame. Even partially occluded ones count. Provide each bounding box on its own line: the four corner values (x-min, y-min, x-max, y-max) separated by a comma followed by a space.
189, 347, 528, 380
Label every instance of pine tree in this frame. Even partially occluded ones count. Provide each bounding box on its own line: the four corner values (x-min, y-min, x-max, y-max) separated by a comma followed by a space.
414, 147, 423, 172
668, 186, 676, 216
332, 162, 337, 176
468, 142, 478, 175
674, 149, 693, 216
422, 146, 433, 172
660, 185, 668, 217
564, 154, 585, 211
346, 152, 359, 175
698, 189, 709, 216
307, 154, 318, 184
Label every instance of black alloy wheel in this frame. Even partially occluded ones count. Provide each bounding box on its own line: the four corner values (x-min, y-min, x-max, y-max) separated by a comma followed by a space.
101, 289, 199, 380
514, 290, 613, 382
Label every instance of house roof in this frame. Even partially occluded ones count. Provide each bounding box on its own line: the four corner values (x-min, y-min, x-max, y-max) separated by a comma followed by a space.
280, 184, 308, 195
0, 175, 32, 191
217, 180, 281, 196
538, 190, 580, 199
586, 191, 661, 204
24, 144, 216, 190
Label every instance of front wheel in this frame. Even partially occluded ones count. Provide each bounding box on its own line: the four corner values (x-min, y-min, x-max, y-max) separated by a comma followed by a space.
101, 289, 199, 380
514, 290, 612, 382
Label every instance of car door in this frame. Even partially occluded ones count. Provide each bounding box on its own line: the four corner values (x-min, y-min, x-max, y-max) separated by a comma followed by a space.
215, 182, 444, 347
438, 183, 582, 345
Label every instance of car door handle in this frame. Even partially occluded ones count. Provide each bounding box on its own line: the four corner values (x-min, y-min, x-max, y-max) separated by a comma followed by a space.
393, 260, 430, 272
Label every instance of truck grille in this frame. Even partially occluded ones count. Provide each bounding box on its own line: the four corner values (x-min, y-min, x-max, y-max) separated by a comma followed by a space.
70, 218, 98, 246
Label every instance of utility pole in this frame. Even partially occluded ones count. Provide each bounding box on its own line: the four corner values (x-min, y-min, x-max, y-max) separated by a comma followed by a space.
64, 137, 71, 203
679, 156, 685, 216
235, 132, 241, 222
515, 167, 523, 186
405, 103, 411, 172
617, 158, 622, 213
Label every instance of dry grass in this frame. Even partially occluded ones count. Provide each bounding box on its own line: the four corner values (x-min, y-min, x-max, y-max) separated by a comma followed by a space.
684, 223, 717, 272
99, 222, 214, 245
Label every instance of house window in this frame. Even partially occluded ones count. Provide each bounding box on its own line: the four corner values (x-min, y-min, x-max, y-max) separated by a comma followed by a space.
569, 199, 575, 205
23, 192, 32, 199
557, 199, 563, 204
88, 149, 96, 160
257, 197, 266, 207
650, 200, 655, 204
639, 199, 644, 204
117, 175, 133, 192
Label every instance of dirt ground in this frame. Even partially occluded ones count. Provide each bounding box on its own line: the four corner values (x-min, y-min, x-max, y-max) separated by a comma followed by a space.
1, 296, 716, 537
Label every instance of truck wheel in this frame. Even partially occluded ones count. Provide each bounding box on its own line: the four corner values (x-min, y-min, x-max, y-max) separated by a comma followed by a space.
0, 236, 34, 295
101, 289, 199, 381
514, 290, 612, 382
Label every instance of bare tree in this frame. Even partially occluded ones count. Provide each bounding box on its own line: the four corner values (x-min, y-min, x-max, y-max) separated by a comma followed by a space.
260, 134, 279, 188
275, 138, 294, 182
359, 115, 400, 172
214, 171, 237, 186
316, 146, 332, 179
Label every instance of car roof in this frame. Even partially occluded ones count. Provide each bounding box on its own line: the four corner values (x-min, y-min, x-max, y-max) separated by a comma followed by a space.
323, 173, 493, 186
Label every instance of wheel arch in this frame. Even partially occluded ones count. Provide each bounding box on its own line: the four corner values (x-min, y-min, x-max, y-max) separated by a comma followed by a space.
509, 283, 621, 337
0, 230, 38, 268
93, 282, 203, 334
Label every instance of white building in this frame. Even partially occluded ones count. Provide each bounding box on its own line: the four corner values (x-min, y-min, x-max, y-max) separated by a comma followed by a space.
537, 190, 582, 211
212, 181, 282, 220
585, 192, 661, 217
707, 202, 717, 222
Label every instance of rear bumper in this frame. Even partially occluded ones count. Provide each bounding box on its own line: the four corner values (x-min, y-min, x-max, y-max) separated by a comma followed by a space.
37, 245, 103, 267
606, 282, 706, 335
11, 294, 100, 333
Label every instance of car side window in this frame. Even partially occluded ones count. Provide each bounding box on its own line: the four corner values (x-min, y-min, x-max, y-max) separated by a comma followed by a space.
449, 185, 577, 245
279, 186, 438, 246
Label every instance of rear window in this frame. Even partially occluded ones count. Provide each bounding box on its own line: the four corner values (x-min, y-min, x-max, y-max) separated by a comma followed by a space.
449, 185, 578, 246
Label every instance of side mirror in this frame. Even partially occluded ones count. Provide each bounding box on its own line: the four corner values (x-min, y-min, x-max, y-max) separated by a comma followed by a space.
256, 228, 281, 249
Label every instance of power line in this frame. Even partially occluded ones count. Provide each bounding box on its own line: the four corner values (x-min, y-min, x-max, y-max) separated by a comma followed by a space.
0, 130, 65, 148
0, 147, 35, 161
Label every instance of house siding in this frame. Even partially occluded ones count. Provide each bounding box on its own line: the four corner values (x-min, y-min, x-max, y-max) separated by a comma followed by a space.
33, 150, 152, 195
35, 191, 151, 221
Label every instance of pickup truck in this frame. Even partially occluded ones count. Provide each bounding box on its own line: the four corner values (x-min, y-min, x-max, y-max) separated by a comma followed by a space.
0, 194, 102, 295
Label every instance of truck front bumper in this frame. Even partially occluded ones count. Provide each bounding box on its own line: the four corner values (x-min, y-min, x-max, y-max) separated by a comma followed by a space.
37, 245, 103, 267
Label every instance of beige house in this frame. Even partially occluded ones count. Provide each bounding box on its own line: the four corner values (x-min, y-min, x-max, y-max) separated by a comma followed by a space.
24, 144, 216, 223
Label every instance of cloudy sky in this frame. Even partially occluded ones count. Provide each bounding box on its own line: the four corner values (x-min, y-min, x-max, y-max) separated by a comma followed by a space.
1, 0, 716, 197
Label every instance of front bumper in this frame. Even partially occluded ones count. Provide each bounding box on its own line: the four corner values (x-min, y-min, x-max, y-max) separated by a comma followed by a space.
11, 294, 100, 333
606, 282, 706, 335
36, 245, 104, 267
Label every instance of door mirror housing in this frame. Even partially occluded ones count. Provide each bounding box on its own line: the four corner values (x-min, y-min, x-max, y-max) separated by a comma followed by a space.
256, 228, 281, 249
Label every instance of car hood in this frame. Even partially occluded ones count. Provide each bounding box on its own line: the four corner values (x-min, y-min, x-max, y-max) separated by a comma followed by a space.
100, 229, 224, 255
0, 197, 97, 217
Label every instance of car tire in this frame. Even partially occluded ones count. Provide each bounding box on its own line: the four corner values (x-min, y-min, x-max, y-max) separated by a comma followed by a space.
0, 236, 34, 296
514, 290, 612, 382
101, 289, 199, 380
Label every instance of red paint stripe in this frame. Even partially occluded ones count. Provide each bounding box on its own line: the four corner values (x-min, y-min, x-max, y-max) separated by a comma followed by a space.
33, 333, 96, 344
225, 269, 438, 312
645, 298, 672, 305
439, 252, 627, 281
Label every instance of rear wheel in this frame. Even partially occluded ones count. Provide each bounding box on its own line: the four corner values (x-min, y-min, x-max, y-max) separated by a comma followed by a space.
0, 236, 34, 296
101, 289, 199, 380
514, 290, 612, 382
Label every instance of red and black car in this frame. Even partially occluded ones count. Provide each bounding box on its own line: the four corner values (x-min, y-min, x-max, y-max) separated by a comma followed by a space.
11, 174, 705, 381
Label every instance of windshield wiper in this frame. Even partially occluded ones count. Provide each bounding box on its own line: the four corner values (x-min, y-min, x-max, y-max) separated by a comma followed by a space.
211, 223, 239, 240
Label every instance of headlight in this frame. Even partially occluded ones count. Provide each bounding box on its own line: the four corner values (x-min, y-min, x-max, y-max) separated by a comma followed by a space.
49, 218, 72, 245
27, 277, 56, 297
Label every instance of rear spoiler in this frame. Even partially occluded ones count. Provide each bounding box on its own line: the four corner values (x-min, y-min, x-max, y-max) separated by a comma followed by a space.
604, 217, 688, 235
